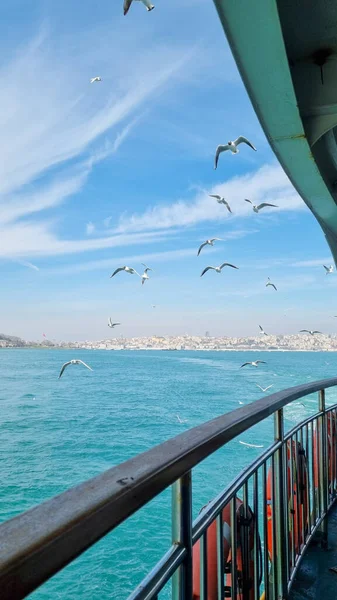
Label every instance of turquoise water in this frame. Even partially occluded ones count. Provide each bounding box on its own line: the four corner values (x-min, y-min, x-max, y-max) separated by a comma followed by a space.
1, 349, 337, 598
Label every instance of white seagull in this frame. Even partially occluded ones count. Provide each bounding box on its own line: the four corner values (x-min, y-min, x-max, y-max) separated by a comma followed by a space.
108, 318, 120, 329
209, 195, 232, 213
256, 384, 273, 393
239, 441, 264, 448
110, 266, 140, 278
323, 265, 334, 274
299, 329, 322, 336
259, 325, 268, 336
240, 361, 266, 368
124, 0, 155, 15
197, 238, 222, 256
59, 359, 93, 379
201, 262, 239, 277
90, 77, 101, 83
245, 199, 278, 213
141, 263, 152, 285
266, 277, 277, 291
214, 136, 256, 169
176, 414, 187, 424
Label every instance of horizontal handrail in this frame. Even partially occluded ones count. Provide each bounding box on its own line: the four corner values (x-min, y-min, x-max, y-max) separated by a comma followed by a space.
1, 377, 337, 598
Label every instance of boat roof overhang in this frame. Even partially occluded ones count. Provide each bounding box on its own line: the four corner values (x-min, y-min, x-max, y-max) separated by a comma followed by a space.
214, 0, 337, 261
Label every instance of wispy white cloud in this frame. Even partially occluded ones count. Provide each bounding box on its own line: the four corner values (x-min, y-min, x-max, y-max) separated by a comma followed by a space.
290, 258, 333, 268
0, 226, 181, 258
0, 28, 197, 259
14, 259, 40, 272
48, 247, 201, 275
218, 274, 318, 299
86, 222, 96, 235
115, 164, 306, 234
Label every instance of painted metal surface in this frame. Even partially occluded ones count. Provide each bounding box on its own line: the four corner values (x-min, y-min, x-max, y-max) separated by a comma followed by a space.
213, 0, 337, 260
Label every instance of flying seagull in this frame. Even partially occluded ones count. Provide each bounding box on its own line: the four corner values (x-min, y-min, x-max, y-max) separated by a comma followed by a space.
59, 359, 93, 379
176, 414, 187, 424
214, 136, 256, 169
201, 262, 239, 277
266, 277, 277, 291
239, 441, 264, 448
124, 0, 155, 15
108, 318, 120, 328
141, 264, 153, 285
240, 361, 266, 368
197, 238, 222, 256
110, 266, 140, 278
256, 384, 273, 393
209, 195, 232, 213
90, 77, 101, 83
259, 325, 268, 336
299, 330, 322, 336
323, 265, 334, 274
245, 199, 278, 213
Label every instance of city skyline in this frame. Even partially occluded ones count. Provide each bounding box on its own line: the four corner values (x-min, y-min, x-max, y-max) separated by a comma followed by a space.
0, 1, 336, 340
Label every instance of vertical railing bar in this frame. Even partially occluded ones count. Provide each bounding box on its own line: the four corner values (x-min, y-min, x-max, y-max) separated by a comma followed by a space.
331, 409, 337, 498
274, 409, 287, 599
216, 511, 224, 600
271, 453, 278, 600
305, 423, 312, 534
262, 462, 270, 600
328, 410, 332, 504
294, 431, 301, 559
282, 435, 290, 586
200, 532, 208, 600
288, 436, 295, 574
242, 480, 250, 600
317, 415, 322, 518
171, 472, 193, 600
311, 419, 317, 527
253, 471, 259, 600
230, 495, 238, 600
333, 409, 337, 496
318, 389, 328, 548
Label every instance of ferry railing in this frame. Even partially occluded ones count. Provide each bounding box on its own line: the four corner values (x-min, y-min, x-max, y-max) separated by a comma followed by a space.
1, 377, 337, 599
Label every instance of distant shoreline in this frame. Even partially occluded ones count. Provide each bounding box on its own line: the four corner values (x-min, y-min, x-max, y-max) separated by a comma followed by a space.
2, 346, 337, 353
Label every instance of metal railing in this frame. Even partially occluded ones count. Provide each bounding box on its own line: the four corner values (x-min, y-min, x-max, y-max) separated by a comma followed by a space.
1, 377, 337, 599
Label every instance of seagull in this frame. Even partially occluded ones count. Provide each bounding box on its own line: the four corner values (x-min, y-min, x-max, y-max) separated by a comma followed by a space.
259, 325, 268, 336
197, 238, 222, 256
108, 318, 120, 328
59, 360, 93, 379
245, 199, 278, 213
239, 441, 264, 448
256, 384, 273, 392
176, 414, 187, 424
240, 361, 266, 368
209, 195, 232, 213
110, 266, 140, 278
214, 136, 256, 169
266, 277, 277, 291
299, 330, 322, 336
141, 263, 153, 285
124, 0, 155, 15
90, 77, 101, 83
201, 262, 239, 277
323, 265, 334, 274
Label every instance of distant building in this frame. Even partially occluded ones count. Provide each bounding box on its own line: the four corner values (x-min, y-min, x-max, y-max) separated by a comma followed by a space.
205, 331, 210, 338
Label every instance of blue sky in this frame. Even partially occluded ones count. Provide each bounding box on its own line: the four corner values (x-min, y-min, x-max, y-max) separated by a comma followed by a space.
0, 0, 336, 341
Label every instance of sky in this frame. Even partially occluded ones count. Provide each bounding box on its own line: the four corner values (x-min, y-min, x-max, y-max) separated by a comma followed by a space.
0, 0, 336, 341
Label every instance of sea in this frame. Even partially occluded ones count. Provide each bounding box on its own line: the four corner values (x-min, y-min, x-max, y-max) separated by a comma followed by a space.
2, 349, 337, 599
